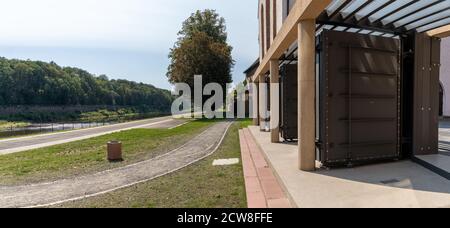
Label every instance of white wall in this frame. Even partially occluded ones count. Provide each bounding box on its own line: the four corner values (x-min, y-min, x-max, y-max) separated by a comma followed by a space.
441, 38, 450, 117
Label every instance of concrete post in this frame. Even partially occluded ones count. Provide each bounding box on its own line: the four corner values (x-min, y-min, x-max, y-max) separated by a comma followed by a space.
259, 75, 268, 131
270, 60, 280, 143
298, 19, 316, 171
252, 80, 260, 126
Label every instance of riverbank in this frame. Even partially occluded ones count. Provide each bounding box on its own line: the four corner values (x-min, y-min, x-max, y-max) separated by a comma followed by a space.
0, 105, 169, 122
0, 121, 30, 131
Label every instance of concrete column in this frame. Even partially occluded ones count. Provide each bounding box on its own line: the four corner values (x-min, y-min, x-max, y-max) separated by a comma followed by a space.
259, 75, 268, 131
252, 80, 260, 126
298, 20, 316, 171
270, 60, 280, 143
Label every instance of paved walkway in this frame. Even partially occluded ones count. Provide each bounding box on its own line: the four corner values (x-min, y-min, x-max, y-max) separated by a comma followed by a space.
439, 120, 450, 154
0, 121, 232, 208
0, 116, 186, 155
248, 126, 450, 208
414, 154, 450, 180
239, 128, 292, 208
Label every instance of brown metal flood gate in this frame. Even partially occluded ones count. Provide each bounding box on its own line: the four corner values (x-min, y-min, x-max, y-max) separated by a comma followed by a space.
412, 33, 441, 156
318, 31, 401, 167
280, 64, 298, 141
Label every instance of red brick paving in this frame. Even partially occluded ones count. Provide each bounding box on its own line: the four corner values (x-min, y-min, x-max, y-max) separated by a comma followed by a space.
239, 129, 292, 208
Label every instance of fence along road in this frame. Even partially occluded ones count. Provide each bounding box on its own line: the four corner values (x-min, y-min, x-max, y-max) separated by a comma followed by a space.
0, 116, 187, 155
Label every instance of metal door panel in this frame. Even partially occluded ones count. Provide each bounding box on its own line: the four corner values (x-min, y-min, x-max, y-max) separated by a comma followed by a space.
281, 64, 298, 141
422, 37, 431, 153
413, 34, 425, 154
319, 31, 401, 166
429, 38, 440, 152
413, 34, 441, 155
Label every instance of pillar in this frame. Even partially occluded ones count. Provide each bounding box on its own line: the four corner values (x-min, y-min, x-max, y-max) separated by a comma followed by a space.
251, 80, 260, 126
270, 60, 280, 143
298, 19, 316, 171
259, 75, 268, 131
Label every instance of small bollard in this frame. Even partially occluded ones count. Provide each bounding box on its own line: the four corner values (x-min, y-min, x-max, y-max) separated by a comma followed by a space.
107, 141, 123, 161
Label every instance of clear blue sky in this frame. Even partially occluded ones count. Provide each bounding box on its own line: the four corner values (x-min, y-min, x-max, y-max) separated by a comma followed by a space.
0, 0, 259, 90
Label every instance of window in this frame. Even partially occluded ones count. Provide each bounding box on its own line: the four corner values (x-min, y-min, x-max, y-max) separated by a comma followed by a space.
261, 4, 265, 58
265, 0, 271, 51
273, 0, 277, 39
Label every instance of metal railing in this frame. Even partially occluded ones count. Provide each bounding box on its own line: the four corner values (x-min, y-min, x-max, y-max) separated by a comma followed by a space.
0, 112, 169, 139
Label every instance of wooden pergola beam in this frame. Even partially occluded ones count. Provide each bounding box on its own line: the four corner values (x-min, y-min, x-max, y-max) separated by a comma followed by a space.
251, 0, 332, 82
426, 24, 450, 38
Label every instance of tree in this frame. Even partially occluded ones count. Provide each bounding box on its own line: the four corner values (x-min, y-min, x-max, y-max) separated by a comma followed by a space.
178, 9, 228, 44
167, 10, 234, 99
167, 31, 233, 88
0, 57, 174, 111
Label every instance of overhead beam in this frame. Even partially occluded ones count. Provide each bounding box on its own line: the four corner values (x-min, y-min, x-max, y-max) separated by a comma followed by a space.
426, 24, 450, 38
251, 0, 332, 82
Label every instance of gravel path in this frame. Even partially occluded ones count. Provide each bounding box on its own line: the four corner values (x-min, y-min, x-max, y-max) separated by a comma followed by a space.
0, 121, 232, 208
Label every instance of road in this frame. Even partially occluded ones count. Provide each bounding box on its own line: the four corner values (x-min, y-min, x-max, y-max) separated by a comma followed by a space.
0, 116, 187, 155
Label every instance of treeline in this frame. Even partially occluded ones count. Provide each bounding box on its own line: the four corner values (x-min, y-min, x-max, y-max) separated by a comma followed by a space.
0, 57, 173, 111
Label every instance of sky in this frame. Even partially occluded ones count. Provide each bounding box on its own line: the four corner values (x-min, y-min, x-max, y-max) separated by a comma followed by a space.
0, 0, 259, 90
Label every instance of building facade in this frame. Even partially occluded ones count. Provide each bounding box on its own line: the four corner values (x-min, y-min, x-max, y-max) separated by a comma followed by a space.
258, 0, 296, 61
257, 0, 450, 118
247, 0, 450, 171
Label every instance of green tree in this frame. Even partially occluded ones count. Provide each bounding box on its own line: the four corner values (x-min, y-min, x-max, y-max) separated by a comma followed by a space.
167, 9, 234, 97
178, 9, 228, 44
0, 57, 174, 111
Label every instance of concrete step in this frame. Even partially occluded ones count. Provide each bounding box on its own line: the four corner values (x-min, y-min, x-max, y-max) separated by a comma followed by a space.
239, 128, 292, 208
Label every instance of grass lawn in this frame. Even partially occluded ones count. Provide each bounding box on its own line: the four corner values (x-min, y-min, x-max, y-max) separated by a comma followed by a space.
0, 121, 30, 131
57, 119, 252, 208
0, 120, 214, 186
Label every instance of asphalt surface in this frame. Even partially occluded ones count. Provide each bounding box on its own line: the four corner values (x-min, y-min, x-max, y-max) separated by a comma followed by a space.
0, 116, 187, 155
